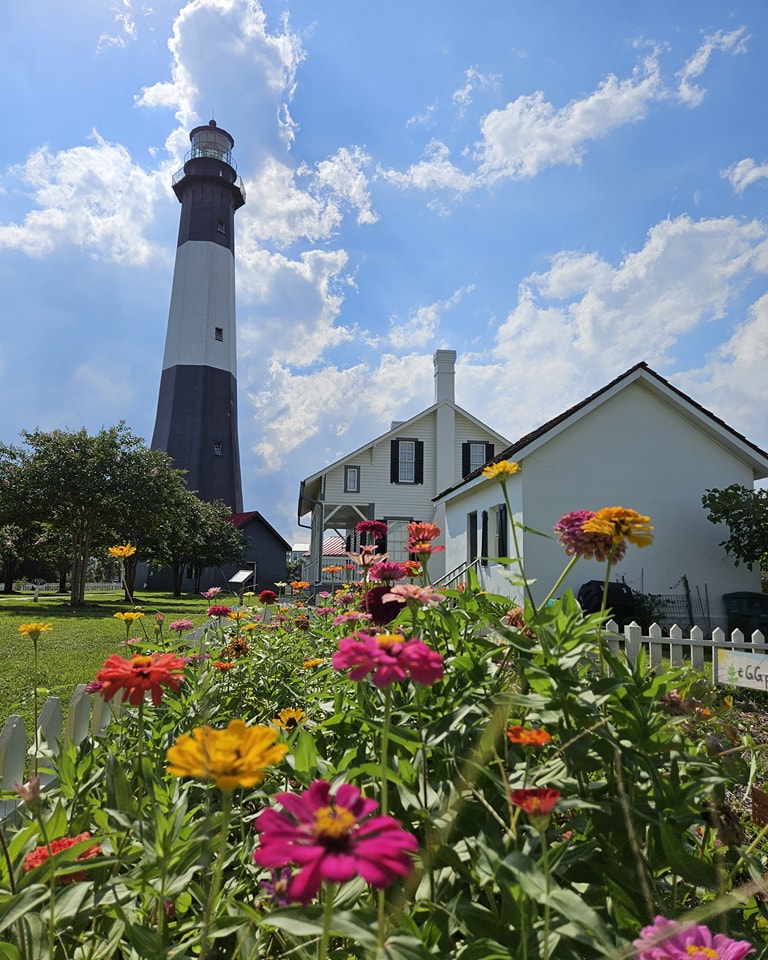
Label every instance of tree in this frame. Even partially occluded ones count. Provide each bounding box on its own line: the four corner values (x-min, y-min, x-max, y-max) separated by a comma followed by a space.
148, 492, 245, 597
701, 484, 768, 573
8, 423, 188, 606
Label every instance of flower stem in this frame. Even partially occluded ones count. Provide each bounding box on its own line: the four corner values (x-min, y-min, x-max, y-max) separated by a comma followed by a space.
319, 883, 335, 960
201, 790, 233, 960
380, 686, 393, 817
536, 555, 579, 615
540, 829, 551, 960
500, 480, 536, 611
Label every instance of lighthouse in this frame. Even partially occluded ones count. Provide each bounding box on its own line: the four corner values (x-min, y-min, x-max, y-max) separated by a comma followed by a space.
151, 120, 246, 512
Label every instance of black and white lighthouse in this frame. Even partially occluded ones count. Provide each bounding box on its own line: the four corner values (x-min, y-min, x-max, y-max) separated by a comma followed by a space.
151, 120, 246, 512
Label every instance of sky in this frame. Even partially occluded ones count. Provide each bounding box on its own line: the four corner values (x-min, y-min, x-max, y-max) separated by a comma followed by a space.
2, 0, 768, 545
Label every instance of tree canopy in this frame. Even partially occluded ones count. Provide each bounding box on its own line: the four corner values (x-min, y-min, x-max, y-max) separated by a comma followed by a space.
701, 484, 768, 573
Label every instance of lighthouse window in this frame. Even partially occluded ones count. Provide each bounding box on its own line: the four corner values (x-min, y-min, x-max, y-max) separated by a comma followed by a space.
213, 442, 223, 456
214, 327, 223, 341
216, 219, 226, 233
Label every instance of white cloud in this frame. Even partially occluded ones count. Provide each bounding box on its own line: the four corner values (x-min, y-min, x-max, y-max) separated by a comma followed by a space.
676, 27, 749, 106
387, 286, 473, 348
722, 158, 768, 196
0, 133, 165, 264
304, 147, 378, 226
249, 353, 432, 470
137, 0, 303, 151
452, 66, 500, 114
379, 139, 477, 194
477, 51, 662, 182
98, 0, 138, 50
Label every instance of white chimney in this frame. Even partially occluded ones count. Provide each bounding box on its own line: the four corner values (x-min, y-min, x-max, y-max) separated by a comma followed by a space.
433, 349, 456, 403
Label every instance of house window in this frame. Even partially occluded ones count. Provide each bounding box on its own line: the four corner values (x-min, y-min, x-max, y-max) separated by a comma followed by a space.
213, 442, 223, 456
462, 441, 495, 476
467, 511, 478, 564
216, 218, 226, 233
344, 466, 360, 493
390, 438, 424, 484
214, 327, 223, 341
493, 502, 508, 560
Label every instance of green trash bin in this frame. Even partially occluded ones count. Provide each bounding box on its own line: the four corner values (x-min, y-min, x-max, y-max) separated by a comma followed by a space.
722, 591, 768, 637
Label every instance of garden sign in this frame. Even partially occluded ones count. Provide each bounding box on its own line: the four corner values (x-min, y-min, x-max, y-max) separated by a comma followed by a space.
714, 647, 768, 692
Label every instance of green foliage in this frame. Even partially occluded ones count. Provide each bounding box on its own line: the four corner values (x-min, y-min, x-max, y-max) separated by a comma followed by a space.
0, 551, 765, 959
702, 483, 768, 573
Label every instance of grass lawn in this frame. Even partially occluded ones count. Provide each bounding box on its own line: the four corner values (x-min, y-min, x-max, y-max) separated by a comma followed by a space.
0, 590, 219, 732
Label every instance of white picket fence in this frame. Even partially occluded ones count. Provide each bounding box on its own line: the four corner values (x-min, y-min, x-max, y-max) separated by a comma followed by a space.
1, 621, 766, 823
0, 685, 120, 823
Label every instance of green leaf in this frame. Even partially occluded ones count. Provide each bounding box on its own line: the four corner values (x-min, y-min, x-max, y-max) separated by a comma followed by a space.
0, 886, 49, 934
106, 752, 138, 817
0, 942, 22, 960
658, 818, 718, 888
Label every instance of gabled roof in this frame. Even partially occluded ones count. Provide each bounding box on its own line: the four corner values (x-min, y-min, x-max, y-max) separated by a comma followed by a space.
435, 361, 768, 500
228, 510, 291, 550
298, 399, 509, 515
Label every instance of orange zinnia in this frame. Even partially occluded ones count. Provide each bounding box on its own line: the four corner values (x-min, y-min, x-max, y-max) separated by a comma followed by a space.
507, 725, 552, 747
96, 652, 187, 706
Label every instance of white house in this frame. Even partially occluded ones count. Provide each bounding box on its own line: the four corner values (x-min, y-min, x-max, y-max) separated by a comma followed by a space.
297, 350, 510, 584
435, 362, 768, 631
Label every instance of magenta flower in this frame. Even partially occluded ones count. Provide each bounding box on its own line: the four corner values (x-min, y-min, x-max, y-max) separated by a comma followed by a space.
169, 619, 195, 633
207, 605, 232, 618
253, 780, 418, 904
355, 519, 388, 540
383, 583, 445, 607
633, 916, 753, 960
332, 632, 444, 688
201, 587, 222, 599
554, 510, 627, 563
360, 584, 402, 626
368, 561, 409, 583
332, 611, 373, 627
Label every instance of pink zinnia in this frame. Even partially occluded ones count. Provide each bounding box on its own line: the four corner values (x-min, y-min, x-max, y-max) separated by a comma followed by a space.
633, 916, 753, 960
253, 779, 418, 904
202, 587, 222, 599
368, 561, 409, 583
554, 510, 627, 563
332, 632, 444, 687
169, 619, 194, 633
207, 605, 232, 618
383, 583, 444, 607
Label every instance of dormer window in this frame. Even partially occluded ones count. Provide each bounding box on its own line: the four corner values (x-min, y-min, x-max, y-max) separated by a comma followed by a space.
462, 441, 495, 476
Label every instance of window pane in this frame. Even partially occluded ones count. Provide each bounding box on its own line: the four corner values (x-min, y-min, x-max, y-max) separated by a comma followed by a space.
469, 442, 487, 472
398, 440, 415, 483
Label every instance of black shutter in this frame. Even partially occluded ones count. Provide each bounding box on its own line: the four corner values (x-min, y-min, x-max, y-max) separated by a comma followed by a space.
481, 510, 489, 567
461, 442, 470, 476
390, 440, 399, 483
498, 503, 508, 557
485, 442, 495, 463
414, 440, 424, 484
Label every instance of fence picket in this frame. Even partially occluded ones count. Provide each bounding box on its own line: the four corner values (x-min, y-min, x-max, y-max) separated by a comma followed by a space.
669, 624, 684, 666
648, 623, 663, 668
690, 626, 704, 671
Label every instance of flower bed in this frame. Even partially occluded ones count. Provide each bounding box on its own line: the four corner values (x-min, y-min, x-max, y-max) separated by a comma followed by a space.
2, 484, 767, 959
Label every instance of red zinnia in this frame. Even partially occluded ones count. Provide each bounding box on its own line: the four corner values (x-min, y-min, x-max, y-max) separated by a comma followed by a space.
511, 788, 561, 829
96, 652, 186, 706
360, 584, 403, 626
332, 632, 444, 688
355, 519, 388, 540
253, 779, 418, 904
207, 605, 232, 618
407, 522, 441, 543
259, 589, 277, 604
23, 833, 101, 884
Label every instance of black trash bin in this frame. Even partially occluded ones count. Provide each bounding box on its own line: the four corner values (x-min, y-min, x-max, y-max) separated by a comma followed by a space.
722, 591, 768, 637
577, 580, 634, 625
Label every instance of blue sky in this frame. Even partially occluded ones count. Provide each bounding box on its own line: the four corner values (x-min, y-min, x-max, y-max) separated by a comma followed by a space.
2, 0, 768, 543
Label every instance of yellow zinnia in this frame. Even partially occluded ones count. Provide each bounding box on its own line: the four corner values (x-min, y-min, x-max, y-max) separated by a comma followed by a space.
108, 544, 137, 559
582, 507, 654, 548
113, 611, 145, 623
17, 622, 53, 641
482, 460, 521, 481
166, 719, 288, 791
